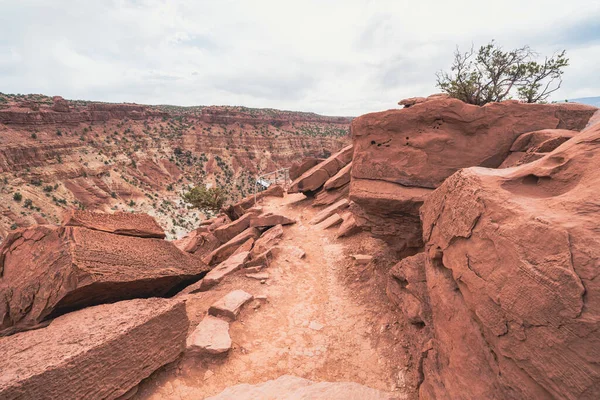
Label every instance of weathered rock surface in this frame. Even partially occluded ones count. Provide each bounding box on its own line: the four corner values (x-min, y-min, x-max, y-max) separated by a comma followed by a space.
289, 157, 325, 181
209, 289, 254, 320
253, 224, 284, 255
316, 213, 343, 230
313, 182, 350, 207
336, 211, 360, 238
324, 162, 352, 190
0, 225, 207, 334
310, 199, 349, 225
409, 122, 600, 400
0, 298, 188, 400
350, 97, 596, 247
213, 213, 253, 243
203, 227, 261, 266
500, 128, 579, 168
289, 145, 353, 193
200, 251, 251, 290
205, 375, 394, 400
186, 315, 231, 355
249, 213, 295, 228
63, 209, 166, 238
174, 230, 221, 257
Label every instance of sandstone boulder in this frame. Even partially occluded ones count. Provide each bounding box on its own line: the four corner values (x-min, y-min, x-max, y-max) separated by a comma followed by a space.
252, 224, 284, 255
315, 213, 343, 230
288, 145, 353, 193
62, 209, 165, 238
213, 213, 253, 243
323, 162, 352, 190
0, 298, 188, 400
174, 230, 220, 257
206, 375, 393, 400
249, 213, 295, 228
200, 251, 251, 290
208, 289, 254, 320
336, 211, 361, 238
500, 128, 579, 168
186, 315, 231, 355
289, 157, 324, 181
350, 97, 596, 246
203, 227, 261, 266
413, 122, 600, 399
309, 199, 349, 225
0, 225, 207, 334
313, 183, 350, 207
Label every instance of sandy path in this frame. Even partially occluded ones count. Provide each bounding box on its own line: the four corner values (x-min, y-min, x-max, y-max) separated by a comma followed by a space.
135, 194, 410, 399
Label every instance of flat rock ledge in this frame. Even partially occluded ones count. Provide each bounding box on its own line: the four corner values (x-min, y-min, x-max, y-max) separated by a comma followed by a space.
0, 298, 188, 400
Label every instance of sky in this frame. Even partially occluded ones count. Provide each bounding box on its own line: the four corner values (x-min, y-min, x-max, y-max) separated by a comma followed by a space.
1, 0, 599, 116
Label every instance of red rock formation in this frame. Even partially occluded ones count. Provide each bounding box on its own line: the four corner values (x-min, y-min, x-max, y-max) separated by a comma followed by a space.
289, 157, 324, 181
0, 298, 188, 400
288, 145, 353, 193
63, 209, 165, 238
350, 97, 597, 249
0, 223, 207, 334
390, 121, 600, 399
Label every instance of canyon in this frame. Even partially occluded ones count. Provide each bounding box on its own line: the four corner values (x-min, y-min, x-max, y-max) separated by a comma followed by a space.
1, 92, 600, 400
0, 93, 350, 239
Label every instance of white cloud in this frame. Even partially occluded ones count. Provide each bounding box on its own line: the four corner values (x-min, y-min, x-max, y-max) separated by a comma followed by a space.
0, 0, 599, 115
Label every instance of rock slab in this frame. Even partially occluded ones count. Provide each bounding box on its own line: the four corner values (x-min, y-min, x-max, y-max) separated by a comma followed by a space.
0, 225, 207, 334
186, 315, 231, 355
63, 209, 166, 238
209, 290, 254, 320
0, 298, 188, 400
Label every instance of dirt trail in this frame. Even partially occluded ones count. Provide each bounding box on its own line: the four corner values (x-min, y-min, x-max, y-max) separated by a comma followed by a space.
135, 194, 411, 399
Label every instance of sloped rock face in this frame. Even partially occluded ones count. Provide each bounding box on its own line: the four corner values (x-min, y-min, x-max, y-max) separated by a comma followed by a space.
62, 209, 165, 238
288, 145, 353, 193
206, 375, 394, 400
0, 224, 207, 334
0, 298, 188, 400
408, 123, 600, 399
350, 97, 597, 248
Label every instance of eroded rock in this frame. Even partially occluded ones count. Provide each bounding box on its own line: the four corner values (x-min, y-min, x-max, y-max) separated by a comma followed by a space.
186, 315, 231, 355
0, 298, 188, 400
209, 289, 254, 320
63, 209, 166, 238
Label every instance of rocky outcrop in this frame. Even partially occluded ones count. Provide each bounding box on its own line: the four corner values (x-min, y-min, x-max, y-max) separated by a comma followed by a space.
500, 128, 579, 168
0, 222, 207, 334
206, 375, 394, 400
350, 96, 597, 249
288, 145, 354, 193
0, 298, 188, 400
289, 157, 324, 180
388, 121, 600, 399
62, 209, 165, 238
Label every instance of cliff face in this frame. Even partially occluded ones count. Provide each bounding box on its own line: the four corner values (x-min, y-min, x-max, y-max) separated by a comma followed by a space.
0, 94, 351, 239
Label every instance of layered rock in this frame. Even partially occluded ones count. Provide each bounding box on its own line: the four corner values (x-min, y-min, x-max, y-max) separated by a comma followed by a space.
393, 122, 600, 399
0, 298, 188, 400
350, 96, 597, 249
62, 209, 166, 238
288, 145, 353, 193
0, 221, 207, 334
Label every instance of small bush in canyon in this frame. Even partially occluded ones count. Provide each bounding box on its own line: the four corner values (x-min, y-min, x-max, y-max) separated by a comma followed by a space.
182, 185, 226, 213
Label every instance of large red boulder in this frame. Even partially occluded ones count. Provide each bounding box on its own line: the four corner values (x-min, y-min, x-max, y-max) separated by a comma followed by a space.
0, 225, 207, 334
403, 122, 600, 399
63, 209, 165, 238
350, 97, 597, 249
289, 157, 325, 181
0, 298, 188, 400
288, 145, 353, 193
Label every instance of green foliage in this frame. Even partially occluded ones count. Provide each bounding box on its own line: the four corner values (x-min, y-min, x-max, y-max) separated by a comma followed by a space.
31, 133, 37, 139
436, 41, 569, 105
13, 192, 22, 202
182, 185, 226, 213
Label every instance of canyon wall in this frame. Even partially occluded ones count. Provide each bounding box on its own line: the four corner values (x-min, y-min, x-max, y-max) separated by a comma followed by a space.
0, 94, 351, 239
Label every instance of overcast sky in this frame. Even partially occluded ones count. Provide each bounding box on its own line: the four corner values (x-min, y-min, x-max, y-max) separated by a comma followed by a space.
1, 0, 599, 116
